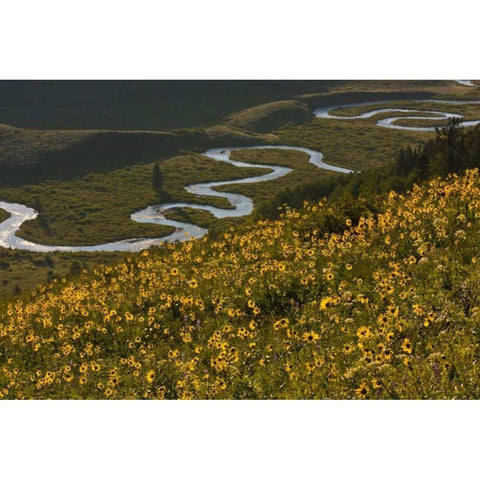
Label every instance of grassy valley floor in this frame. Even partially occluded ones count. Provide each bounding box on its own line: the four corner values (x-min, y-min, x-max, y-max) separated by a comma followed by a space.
1, 81, 480, 300
0, 208, 9, 223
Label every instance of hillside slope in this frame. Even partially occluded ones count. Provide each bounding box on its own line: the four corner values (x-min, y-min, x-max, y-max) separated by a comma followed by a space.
0, 123, 278, 185
1, 170, 480, 399
225, 100, 311, 132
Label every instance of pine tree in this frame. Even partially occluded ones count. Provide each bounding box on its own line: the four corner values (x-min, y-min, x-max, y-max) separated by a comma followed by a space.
152, 163, 162, 192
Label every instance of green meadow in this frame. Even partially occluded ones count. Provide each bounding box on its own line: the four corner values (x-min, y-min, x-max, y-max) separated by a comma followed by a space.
1, 80, 479, 299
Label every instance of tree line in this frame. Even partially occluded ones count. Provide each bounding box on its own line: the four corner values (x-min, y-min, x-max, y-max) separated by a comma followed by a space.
254, 120, 480, 220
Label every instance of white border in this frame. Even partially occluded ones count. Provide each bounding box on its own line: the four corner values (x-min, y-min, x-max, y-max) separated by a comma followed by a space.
1, 0, 479, 78
0, 400, 479, 479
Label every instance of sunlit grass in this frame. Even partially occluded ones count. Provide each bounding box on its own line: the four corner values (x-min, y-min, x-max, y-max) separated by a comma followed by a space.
0, 208, 9, 223
2, 82, 479, 301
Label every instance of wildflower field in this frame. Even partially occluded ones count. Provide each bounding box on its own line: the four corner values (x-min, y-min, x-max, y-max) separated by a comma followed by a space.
1, 168, 480, 399
2, 80, 479, 299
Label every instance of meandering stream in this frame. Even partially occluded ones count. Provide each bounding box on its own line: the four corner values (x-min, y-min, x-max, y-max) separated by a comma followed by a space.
1, 96, 480, 252
456, 80, 477, 87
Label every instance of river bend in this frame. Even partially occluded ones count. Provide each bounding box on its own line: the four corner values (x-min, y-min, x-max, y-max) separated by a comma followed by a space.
1, 97, 480, 252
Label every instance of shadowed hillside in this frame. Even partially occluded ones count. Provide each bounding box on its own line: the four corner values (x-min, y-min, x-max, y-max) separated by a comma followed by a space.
0, 123, 277, 185
0, 80, 462, 131
0, 80, 339, 131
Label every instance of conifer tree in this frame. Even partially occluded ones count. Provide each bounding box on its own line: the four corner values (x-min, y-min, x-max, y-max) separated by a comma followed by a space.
152, 163, 162, 192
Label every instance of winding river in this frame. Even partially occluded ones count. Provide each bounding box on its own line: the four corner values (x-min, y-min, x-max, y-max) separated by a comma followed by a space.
456, 80, 477, 87
1, 95, 480, 252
